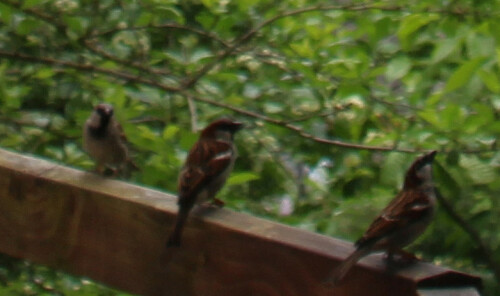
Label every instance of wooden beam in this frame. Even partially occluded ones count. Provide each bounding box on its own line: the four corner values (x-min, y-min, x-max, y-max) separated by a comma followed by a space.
0, 148, 481, 296
418, 287, 480, 296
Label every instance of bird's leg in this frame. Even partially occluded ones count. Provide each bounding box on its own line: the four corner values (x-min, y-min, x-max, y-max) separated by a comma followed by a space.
93, 163, 105, 174
385, 251, 395, 263
394, 249, 419, 262
385, 249, 419, 267
210, 198, 225, 207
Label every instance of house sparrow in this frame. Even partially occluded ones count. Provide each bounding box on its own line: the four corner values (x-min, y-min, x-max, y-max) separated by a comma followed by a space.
325, 150, 437, 285
83, 103, 138, 176
166, 119, 243, 247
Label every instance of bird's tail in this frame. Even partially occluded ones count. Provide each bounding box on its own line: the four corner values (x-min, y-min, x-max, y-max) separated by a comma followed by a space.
324, 246, 371, 286
166, 207, 190, 248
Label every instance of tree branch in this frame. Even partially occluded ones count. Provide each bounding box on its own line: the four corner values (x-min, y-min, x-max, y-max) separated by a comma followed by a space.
181, 2, 491, 89
0, 50, 181, 92
190, 95, 416, 152
0, 0, 66, 33
91, 23, 231, 48
83, 39, 174, 76
1, 49, 497, 154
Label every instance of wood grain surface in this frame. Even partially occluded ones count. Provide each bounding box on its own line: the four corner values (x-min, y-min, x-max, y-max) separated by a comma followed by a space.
0, 148, 481, 296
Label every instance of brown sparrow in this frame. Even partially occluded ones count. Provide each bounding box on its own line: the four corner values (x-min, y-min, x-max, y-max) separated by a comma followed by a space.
83, 103, 138, 176
325, 150, 437, 285
166, 119, 243, 247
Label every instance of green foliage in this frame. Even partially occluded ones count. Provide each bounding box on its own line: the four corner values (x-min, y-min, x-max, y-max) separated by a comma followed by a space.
0, 0, 499, 295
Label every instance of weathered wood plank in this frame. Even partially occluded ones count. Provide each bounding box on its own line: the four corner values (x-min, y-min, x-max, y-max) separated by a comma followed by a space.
0, 148, 481, 295
418, 287, 480, 296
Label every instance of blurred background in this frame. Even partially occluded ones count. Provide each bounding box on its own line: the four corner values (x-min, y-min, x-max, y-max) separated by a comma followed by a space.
0, 0, 498, 294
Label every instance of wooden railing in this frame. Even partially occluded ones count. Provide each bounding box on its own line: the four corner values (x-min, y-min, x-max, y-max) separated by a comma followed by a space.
0, 148, 481, 296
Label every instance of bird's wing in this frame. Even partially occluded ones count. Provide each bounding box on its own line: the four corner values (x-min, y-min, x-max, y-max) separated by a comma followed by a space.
355, 190, 432, 247
177, 140, 232, 205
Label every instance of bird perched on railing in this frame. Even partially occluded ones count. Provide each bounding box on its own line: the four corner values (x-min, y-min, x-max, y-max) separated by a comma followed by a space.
166, 118, 243, 248
325, 150, 438, 286
83, 103, 138, 176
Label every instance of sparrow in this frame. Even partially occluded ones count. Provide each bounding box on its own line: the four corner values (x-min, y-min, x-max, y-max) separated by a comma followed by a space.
166, 119, 243, 248
83, 103, 138, 176
325, 150, 437, 285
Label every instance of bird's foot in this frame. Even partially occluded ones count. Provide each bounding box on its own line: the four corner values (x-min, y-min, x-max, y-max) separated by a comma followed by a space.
210, 198, 225, 208
385, 249, 419, 266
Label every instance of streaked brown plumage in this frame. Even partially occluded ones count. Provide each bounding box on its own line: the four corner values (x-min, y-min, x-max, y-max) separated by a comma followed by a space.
166, 119, 243, 247
325, 150, 437, 285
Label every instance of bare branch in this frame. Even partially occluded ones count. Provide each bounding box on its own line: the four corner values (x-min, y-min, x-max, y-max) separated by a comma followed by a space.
190, 95, 416, 152
0, 50, 181, 92
2, 49, 498, 155
0, 0, 66, 33
186, 95, 198, 132
83, 39, 174, 76
181, 2, 494, 89
91, 24, 231, 48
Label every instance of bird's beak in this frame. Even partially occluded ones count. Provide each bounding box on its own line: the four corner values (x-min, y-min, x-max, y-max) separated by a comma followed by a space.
423, 150, 437, 164
232, 122, 244, 132
104, 106, 113, 116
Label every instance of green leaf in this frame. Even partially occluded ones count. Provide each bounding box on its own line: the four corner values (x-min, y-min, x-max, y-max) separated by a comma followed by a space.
466, 33, 495, 58
63, 16, 88, 38
444, 57, 485, 92
290, 39, 313, 57
35, 68, 55, 79
478, 69, 500, 93
155, 6, 184, 24
418, 109, 441, 128
21, 0, 43, 9
16, 19, 39, 35
4, 95, 21, 109
162, 125, 180, 140
135, 12, 153, 26
385, 56, 411, 81
463, 103, 494, 133
459, 155, 495, 185
441, 103, 464, 130
0, 3, 12, 23
190, 49, 213, 63
227, 172, 260, 186
264, 102, 284, 114
136, 125, 158, 141
180, 132, 198, 151
496, 47, 500, 66
195, 11, 215, 30
397, 14, 438, 49
431, 38, 459, 63
380, 153, 408, 188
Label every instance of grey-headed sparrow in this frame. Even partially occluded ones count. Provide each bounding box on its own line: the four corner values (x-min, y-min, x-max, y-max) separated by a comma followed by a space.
83, 103, 138, 176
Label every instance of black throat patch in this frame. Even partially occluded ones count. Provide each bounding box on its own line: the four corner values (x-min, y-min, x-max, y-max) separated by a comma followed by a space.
88, 115, 110, 139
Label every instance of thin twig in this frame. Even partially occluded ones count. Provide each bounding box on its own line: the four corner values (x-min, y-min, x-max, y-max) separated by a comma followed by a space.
181, 2, 493, 89
0, 50, 181, 92
190, 95, 416, 152
91, 24, 231, 48
0, 0, 66, 33
285, 104, 352, 124
2, 49, 499, 154
128, 117, 166, 124
367, 93, 423, 112
84, 40, 173, 76
186, 95, 198, 132
0, 1, 176, 79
